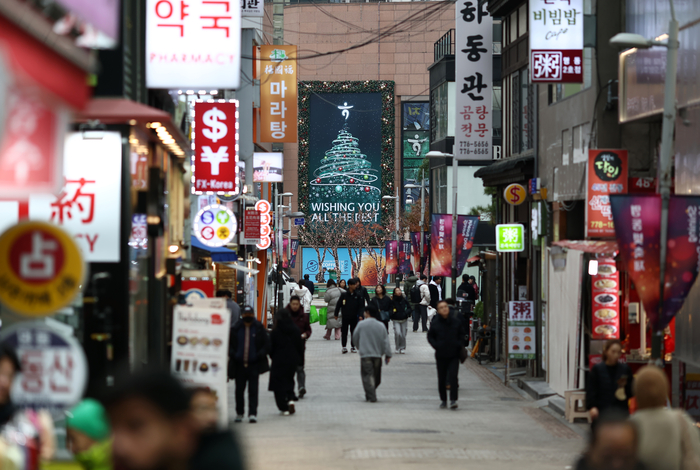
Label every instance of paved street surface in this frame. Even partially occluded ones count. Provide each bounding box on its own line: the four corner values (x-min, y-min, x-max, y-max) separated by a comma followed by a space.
229, 322, 584, 470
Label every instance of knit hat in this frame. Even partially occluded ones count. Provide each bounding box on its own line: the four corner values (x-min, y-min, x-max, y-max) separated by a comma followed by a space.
66, 399, 110, 441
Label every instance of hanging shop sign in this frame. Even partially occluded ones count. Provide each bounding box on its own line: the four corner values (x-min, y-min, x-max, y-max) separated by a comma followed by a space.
255, 200, 272, 250
193, 101, 239, 194
55, 0, 120, 40
591, 259, 620, 340
430, 215, 479, 276
253, 152, 283, 182
611, 195, 700, 331
456, 216, 479, 273
0, 222, 84, 317
243, 208, 261, 243
260, 46, 297, 143
496, 224, 525, 252
454, 0, 493, 159
145, 0, 241, 89
0, 321, 88, 410
587, 149, 628, 238
504, 183, 527, 206
529, 0, 584, 83
281, 238, 299, 269
385, 240, 398, 275
241, 0, 264, 17
171, 305, 230, 427
194, 204, 237, 248
507, 301, 536, 360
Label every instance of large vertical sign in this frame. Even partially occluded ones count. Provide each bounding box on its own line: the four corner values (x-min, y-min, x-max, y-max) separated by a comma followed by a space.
194, 102, 239, 194
402, 102, 429, 206
308, 91, 382, 224
430, 214, 452, 276
454, 0, 493, 160
456, 216, 479, 273
508, 301, 536, 359
398, 240, 413, 275
587, 149, 628, 238
260, 46, 298, 143
591, 259, 620, 339
529, 0, 584, 83
146, 0, 241, 89
385, 240, 398, 275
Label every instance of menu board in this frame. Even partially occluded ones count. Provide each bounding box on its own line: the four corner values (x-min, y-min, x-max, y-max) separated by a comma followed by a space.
591, 259, 620, 339
171, 305, 231, 427
508, 301, 536, 360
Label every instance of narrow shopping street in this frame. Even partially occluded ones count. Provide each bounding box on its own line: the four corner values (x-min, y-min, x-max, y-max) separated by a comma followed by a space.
231, 323, 585, 470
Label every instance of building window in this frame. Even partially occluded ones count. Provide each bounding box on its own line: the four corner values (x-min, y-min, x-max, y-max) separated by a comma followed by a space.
432, 165, 447, 214
511, 67, 533, 154
548, 48, 594, 104
430, 81, 455, 144
493, 86, 502, 141
518, 3, 527, 37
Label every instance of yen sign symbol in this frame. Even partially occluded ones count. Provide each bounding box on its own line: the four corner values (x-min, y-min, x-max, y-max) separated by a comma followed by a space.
201, 211, 215, 225
216, 211, 230, 224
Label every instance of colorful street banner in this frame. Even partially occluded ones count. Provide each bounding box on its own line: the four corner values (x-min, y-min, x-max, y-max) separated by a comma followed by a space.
385, 240, 398, 275
587, 149, 628, 238
398, 241, 413, 275
281, 238, 299, 269
430, 214, 452, 276
611, 194, 700, 330
410, 232, 420, 271
591, 259, 620, 339
456, 216, 479, 273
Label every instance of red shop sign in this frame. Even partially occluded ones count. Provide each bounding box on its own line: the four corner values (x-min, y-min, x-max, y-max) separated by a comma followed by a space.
244, 208, 261, 239
586, 149, 628, 238
193, 101, 239, 194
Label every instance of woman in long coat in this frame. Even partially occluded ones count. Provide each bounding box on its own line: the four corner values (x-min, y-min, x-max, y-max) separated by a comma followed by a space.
269, 309, 305, 415
323, 279, 345, 340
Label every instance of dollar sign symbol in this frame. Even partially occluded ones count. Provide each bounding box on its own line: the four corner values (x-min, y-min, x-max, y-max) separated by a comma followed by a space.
202, 107, 228, 143
510, 186, 520, 203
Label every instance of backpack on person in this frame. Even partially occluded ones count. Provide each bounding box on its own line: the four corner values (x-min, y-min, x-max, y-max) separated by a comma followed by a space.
410, 284, 422, 303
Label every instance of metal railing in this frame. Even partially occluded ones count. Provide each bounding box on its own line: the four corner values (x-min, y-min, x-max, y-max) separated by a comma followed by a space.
434, 29, 455, 62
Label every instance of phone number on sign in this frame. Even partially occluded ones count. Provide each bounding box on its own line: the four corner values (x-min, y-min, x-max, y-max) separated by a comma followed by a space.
590, 221, 615, 229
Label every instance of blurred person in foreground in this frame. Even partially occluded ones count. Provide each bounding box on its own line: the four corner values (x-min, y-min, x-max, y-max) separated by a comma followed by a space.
575, 410, 646, 470
216, 289, 241, 325
66, 399, 112, 470
586, 339, 634, 422
269, 309, 305, 416
188, 388, 218, 433
104, 368, 243, 470
323, 279, 345, 341
352, 306, 392, 403
284, 296, 311, 399
630, 365, 700, 470
428, 300, 466, 409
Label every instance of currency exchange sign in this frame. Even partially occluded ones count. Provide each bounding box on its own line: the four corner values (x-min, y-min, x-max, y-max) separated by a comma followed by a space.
193, 101, 239, 194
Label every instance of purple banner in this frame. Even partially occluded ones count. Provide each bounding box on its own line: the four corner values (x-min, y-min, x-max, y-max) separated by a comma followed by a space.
282, 238, 300, 269
456, 216, 479, 273
430, 214, 452, 276
385, 241, 398, 275
399, 241, 412, 275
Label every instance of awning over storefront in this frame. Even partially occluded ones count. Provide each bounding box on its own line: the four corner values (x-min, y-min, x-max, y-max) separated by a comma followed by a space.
474, 155, 534, 186
191, 236, 239, 262
552, 240, 618, 256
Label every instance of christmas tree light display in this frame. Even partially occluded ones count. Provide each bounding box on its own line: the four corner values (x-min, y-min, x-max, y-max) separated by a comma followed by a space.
310, 126, 380, 199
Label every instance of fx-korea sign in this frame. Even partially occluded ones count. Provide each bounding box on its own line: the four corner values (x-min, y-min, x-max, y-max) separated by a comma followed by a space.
193, 101, 239, 194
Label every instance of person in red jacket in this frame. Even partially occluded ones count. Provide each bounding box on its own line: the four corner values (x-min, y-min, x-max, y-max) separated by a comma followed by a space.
284, 296, 312, 399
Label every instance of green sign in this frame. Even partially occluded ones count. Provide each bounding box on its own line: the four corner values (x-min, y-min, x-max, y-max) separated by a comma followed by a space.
496, 224, 525, 252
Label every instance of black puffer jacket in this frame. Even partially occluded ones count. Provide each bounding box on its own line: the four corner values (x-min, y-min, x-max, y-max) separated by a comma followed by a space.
427, 313, 465, 359
390, 295, 412, 321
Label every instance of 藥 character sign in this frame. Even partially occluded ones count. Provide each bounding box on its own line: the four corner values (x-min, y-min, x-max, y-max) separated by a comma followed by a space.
0, 222, 84, 317
496, 224, 525, 252
194, 204, 237, 248
194, 102, 239, 194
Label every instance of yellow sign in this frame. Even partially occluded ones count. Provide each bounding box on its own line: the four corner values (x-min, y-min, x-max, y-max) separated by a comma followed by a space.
504, 184, 527, 206
0, 222, 84, 317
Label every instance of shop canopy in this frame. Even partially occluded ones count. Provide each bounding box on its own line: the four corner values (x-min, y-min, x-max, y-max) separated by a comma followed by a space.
551, 240, 618, 256
190, 236, 238, 262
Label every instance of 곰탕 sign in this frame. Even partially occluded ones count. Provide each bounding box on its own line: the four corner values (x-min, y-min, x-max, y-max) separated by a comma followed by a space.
587, 149, 628, 238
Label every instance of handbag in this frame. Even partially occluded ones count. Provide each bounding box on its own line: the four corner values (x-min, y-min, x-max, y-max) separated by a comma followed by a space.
380, 310, 391, 322
678, 411, 700, 470
459, 346, 469, 363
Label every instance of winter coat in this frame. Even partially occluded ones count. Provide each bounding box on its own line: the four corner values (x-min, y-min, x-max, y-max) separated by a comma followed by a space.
371, 295, 393, 320
324, 287, 345, 329
358, 286, 371, 305
334, 289, 365, 322
228, 319, 269, 379
268, 319, 304, 393
352, 317, 393, 359
418, 282, 431, 306
457, 282, 476, 301
404, 275, 418, 308
287, 306, 312, 343
586, 361, 634, 415
428, 282, 442, 308
292, 285, 312, 313
390, 295, 412, 321
303, 279, 315, 295
190, 430, 245, 470
427, 314, 465, 360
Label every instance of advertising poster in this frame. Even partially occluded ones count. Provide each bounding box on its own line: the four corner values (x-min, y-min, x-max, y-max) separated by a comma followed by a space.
507, 301, 536, 360
410, 232, 421, 272
456, 216, 479, 273
301, 247, 385, 286
385, 241, 398, 275
398, 241, 413, 275
171, 305, 230, 427
587, 149, 628, 238
308, 92, 382, 224
253, 152, 283, 182
591, 259, 620, 339
281, 238, 299, 269
430, 214, 452, 277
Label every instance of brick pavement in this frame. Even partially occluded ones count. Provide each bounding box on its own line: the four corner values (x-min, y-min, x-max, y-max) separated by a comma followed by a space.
228, 321, 584, 469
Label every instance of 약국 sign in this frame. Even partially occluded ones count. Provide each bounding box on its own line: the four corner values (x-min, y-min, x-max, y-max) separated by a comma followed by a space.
529, 0, 584, 83
260, 46, 297, 143
587, 149, 628, 238
194, 101, 239, 194
146, 0, 241, 89
454, 0, 493, 160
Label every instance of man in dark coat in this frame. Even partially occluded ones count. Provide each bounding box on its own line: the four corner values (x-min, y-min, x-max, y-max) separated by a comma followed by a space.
302, 274, 315, 295
356, 278, 371, 305
457, 274, 476, 301
428, 300, 466, 409
285, 296, 312, 399
268, 309, 304, 415
335, 278, 366, 354
429, 277, 443, 309
228, 306, 269, 423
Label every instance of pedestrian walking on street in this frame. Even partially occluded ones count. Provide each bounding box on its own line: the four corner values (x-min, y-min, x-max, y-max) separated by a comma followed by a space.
630, 366, 700, 470
428, 300, 466, 409
189, 388, 219, 433
302, 274, 315, 295
335, 278, 366, 353
292, 281, 313, 316
285, 296, 312, 399
575, 411, 647, 470
229, 306, 270, 423
371, 284, 392, 332
404, 270, 418, 317
216, 289, 241, 326
457, 274, 476, 302
390, 287, 411, 353
338, 279, 347, 290
586, 339, 634, 422
356, 278, 371, 305
269, 309, 305, 416
323, 279, 345, 340
429, 276, 443, 309
66, 399, 112, 470
352, 306, 393, 402
414, 274, 431, 332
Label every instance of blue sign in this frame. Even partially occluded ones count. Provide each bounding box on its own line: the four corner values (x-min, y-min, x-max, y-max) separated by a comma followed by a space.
294, 217, 305, 226
200, 210, 214, 224
301, 247, 385, 283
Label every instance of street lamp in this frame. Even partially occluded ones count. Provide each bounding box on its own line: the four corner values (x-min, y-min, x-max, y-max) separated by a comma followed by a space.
609, 0, 678, 361
426, 150, 456, 298
406, 181, 426, 274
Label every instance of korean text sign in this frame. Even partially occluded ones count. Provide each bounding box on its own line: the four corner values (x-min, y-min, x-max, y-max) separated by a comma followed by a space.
146, 0, 241, 89
591, 259, 620, 340
385, 241, 398, 275
430, 214, 452, 277
260, 46, 298, 143
496, 224, 524, 252
508, 301, 536, 360
454, 0, 493, 160
241, 0, 263, 17
194, 102, 239, 194
587, 149, 628, 238
529, 0, 584, 83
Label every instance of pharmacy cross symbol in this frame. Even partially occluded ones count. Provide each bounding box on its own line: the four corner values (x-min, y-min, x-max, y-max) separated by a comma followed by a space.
337, 102, 353, 120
